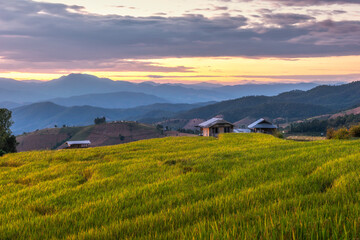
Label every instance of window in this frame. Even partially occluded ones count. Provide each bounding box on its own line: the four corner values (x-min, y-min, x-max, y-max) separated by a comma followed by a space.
224, 127, 231, 133
212, 128, 218, 134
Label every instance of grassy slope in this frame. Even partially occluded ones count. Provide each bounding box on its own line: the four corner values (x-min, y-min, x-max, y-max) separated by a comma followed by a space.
1, 134, 360, 239
16, 122, 163, 152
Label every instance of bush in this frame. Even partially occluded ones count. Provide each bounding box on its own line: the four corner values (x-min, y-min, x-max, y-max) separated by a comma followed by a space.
326, 128, 335, 139
0, 150, 5, 157
273, 130, 284, 139
1, 135, 17, 153
333, 128, 350, 140
349, 125, 360, 138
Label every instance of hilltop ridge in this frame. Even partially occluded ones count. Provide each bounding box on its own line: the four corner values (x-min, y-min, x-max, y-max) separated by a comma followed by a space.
176, 81, 360, 123
16, 121, 193, 152
0, 73, 318, 104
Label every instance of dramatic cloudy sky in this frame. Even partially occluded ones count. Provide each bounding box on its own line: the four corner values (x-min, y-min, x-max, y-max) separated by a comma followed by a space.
0, 0, 359, 83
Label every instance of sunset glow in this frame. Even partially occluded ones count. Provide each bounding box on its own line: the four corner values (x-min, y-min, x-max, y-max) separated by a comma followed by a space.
2, 56, 360, 84
1, 0, 360, 84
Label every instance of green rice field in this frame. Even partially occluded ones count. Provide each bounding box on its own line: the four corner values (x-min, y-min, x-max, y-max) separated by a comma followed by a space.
1, 133, 360, 239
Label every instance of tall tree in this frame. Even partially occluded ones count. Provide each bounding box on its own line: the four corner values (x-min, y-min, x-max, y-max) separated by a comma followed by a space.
0, 109, 17, 155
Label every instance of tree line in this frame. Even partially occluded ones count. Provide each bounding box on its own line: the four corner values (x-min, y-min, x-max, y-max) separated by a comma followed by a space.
289, 114, 360, 134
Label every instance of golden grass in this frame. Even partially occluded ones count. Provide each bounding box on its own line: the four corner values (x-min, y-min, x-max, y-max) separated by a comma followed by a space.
0, 133, 360, 239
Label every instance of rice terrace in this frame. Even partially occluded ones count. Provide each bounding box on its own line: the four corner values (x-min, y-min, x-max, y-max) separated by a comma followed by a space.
1, 134, 360, 239
1, 0, 360, 238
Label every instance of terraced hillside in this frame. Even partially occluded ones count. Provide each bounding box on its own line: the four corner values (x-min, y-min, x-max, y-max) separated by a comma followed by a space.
16, 122, 164, 152
1, 134, 360, 239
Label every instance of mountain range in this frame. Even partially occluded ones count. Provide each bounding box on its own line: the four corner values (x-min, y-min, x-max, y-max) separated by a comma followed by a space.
10, 81, 360, 135
174, 81, 360, 123
49, 92, 168, 109
0, 74, 318, 105
10, 102, 210, 134
3, 73, 359, 135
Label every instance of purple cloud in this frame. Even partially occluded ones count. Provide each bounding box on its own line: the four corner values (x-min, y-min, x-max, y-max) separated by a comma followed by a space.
0, 0, 359, 73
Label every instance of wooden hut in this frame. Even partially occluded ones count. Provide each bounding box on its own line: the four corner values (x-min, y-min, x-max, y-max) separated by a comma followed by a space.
248, 118, 277, 134
65, 140, 91, 149
197, 118, 234, 137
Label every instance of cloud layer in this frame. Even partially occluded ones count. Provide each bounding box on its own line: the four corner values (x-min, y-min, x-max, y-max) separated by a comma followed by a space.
235, 0, 360, 5
266, 0, 360, 5
0, 0, 359, 72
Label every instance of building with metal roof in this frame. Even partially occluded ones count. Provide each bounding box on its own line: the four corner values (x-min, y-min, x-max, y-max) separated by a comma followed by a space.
196, 117, 234, 137
248, 118, 277, 134
65, 140, 91, 149
233, 128, 251, 133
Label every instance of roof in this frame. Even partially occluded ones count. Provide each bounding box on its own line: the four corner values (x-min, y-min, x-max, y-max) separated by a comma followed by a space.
248, 118, 277, 129
197, 118, 234, 128
66, 140, 91, 145
234, 128, 251, 133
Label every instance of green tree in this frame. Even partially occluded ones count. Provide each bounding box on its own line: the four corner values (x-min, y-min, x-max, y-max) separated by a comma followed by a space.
349, 124, 360, 138
0, 109, 17, 155
94, 117, 106, 125
326, 128, 335, 139
333, 128, 350, 140
119, 134, 125, 141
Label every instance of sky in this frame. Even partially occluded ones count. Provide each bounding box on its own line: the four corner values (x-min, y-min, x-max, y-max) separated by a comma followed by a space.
0, 0, 360, 84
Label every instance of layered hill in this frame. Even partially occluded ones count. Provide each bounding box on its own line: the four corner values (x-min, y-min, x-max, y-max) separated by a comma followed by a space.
177, 97, 331, 123
0, 101, 25, 109
49, 92, 168, 109
1, 134, 360, 238
0, 74, 317, 104
176, 81, 360, 123
8, 80, 360, 134
11, 102, 209, 135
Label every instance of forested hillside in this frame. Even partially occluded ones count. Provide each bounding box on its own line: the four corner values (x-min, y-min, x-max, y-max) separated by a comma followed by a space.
176, 82, 360, 122
177, 97, 331, 122
289, 114, 360, 134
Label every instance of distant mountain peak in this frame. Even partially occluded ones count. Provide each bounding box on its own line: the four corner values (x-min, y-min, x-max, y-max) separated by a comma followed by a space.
53, 73, 113, 84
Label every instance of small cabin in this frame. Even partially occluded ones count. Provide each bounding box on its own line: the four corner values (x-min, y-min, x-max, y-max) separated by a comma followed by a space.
197, 118, 234, 137
65, 140, 91, 149
248, 118, 277, 134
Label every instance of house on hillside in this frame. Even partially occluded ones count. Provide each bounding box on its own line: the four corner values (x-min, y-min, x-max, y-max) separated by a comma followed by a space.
197, 118, 234, 137
248, 118, 277, 134
65, 140, 91, 149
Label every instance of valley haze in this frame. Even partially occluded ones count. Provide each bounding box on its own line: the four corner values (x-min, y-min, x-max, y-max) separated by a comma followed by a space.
1, 73, 322, 134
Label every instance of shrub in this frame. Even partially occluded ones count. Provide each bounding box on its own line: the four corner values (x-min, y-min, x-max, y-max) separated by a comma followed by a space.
326, 128, 335, 139
0, 150, 5, 157
349, 125, 360, 138
333, 128, 350, 140
273, 130, 284, 139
